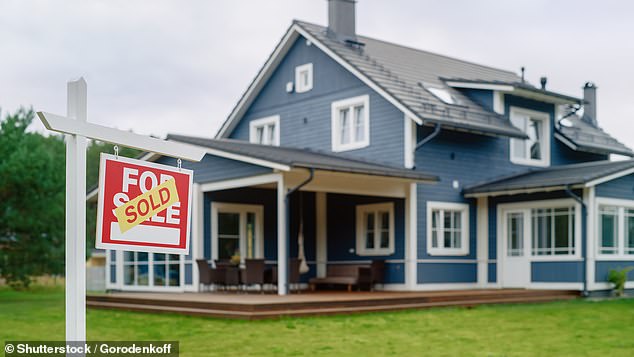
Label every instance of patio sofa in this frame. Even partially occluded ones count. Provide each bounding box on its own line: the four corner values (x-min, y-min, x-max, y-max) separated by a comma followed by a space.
309, 264, 373, 292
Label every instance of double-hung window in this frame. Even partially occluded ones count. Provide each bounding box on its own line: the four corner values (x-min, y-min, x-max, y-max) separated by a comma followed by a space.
356, 202, 394, 256
295, 63, 313, 93
331, 95, 370, 152
509, 107, 550, 167
249, 115, 280, 146
598, 200, 634, 257
427, 202, 469, 255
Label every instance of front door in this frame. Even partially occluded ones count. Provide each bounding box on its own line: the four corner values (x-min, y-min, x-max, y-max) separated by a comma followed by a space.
502, 210, 530, 288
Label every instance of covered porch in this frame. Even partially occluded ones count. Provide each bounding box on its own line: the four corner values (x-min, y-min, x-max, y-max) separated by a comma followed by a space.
193, 164, 431, 295
104, 135, 436, 295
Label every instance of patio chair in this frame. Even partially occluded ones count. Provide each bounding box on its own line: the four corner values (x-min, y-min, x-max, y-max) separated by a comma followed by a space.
196, 259, 213, 291
216, 260, 240, 291
263, 258, 301, 292
241, 259, 266, 292
370, 260, 385, 291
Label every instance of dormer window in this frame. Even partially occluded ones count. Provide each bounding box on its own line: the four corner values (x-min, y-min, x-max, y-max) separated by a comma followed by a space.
295, 63, 313, 93
509, 107, 550, 167
331, 95, 370, 152
249, 115, 280, 146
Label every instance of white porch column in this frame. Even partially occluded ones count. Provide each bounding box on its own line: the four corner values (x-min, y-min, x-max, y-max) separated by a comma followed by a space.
405, 183, 418, 289
191, 183, 204, 291
277, 176, 288, 295
584, 187, 596, 291
65, 78, 87, 342
477, 197, 489, 287
316, 192, 328, 278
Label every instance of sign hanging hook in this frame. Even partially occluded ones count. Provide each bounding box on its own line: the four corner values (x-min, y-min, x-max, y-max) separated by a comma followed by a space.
114, 145, 119, 160
177, 158, 182, 171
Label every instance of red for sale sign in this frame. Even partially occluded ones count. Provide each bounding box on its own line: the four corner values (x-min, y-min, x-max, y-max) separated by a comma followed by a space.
96, 153, 193, 254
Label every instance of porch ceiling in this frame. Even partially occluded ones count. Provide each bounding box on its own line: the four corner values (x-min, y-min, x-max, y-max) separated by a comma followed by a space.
167, 134, 438, 183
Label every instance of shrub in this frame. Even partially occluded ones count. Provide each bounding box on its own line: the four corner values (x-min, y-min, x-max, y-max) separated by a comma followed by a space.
608, 267, 634, 297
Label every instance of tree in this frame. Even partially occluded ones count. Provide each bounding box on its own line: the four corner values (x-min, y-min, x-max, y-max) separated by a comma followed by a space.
0, 108, 66, 288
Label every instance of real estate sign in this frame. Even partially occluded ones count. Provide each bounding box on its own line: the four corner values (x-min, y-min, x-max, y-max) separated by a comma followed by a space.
96, 153, 193, 254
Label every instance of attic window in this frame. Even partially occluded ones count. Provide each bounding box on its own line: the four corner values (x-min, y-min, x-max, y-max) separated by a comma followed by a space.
426, 86, 461, 105
295, 63, 313, 93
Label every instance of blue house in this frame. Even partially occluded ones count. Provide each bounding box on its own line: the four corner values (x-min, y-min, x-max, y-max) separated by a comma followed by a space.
103, 0, 634, 296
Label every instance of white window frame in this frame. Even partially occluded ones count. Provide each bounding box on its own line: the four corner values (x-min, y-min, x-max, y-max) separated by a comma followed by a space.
355, 202, 395, 256
249, 115, 280, 146
211, 202, 264, 265
596, 197, 634, 259
295, 63, 313, 93
106, 249, 186, 292
331, 94, 370, 152
509, 106, 550, 167
426, 201, 470, 256
497, 199, 582, 261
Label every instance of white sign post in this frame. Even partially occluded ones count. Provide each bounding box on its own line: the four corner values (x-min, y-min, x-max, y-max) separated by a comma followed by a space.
38, 78, 206, 346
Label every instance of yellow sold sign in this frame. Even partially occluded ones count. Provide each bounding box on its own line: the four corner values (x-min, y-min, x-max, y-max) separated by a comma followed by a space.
114, 179, 179, 233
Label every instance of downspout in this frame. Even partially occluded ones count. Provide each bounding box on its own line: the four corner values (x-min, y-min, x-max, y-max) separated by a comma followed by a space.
284, 168, 315, 293
565, 185, 589, 297
415, 123, 441, 150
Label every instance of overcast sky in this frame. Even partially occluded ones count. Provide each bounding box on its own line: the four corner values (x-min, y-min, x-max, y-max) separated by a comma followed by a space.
2, 0, 634, 149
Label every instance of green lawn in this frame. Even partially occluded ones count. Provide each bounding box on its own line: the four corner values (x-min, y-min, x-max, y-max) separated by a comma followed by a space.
2, 287, 634, 356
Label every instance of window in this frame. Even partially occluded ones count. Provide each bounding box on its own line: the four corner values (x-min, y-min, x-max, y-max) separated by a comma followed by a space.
249, 116, 280, 146
597, 200, 634, 257
509, 107, 550, 167
153, 253, 180, 287
427, 202, 469, 255
599, 206, 619, 255
356, 202, 394, 256
295, 63, 313, 93
331, 95, 370, 152
531, 207, 575, 256
123, 251, 149, 286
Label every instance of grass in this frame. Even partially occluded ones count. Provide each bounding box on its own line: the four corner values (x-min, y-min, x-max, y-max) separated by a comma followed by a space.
2, 287, 634, 356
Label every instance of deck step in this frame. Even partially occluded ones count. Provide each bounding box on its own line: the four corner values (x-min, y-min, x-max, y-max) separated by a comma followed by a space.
87, 292, 578, 320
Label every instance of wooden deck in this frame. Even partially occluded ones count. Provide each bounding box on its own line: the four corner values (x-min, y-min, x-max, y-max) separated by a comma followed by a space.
87, 289, 580, 320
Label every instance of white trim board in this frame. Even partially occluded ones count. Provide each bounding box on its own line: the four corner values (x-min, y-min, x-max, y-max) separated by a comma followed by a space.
215, 23, 423, 139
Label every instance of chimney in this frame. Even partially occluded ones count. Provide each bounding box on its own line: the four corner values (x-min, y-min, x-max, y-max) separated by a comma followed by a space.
582, 82, 597, 126
328, 0, 356, 41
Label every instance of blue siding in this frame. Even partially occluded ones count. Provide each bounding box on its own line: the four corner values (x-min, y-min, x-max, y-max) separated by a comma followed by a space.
228, 36, 405, 166
157, 154, 271, 184
459, 88, 494, 112
531, 261, 583, 283
595, 261, 634, 283
488, 263, 497, 283
418, 263, 477, 284
596, 173, 634, 199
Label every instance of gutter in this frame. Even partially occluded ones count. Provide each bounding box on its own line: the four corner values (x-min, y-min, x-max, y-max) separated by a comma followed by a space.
564, 185, 588, 297
283, 168, 315, 294
415, 123, 441, 150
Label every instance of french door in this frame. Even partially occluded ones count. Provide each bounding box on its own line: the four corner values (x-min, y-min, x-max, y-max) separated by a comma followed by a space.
211, 202, 264, 264
502, 210, 530, 287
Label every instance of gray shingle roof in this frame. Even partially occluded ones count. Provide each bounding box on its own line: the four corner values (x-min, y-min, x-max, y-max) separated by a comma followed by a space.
167, 134, 438, 182
295, 21, 632, 156
464, 159, 634, 196
296, 21, 527, 138
556, 114, 633, 156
